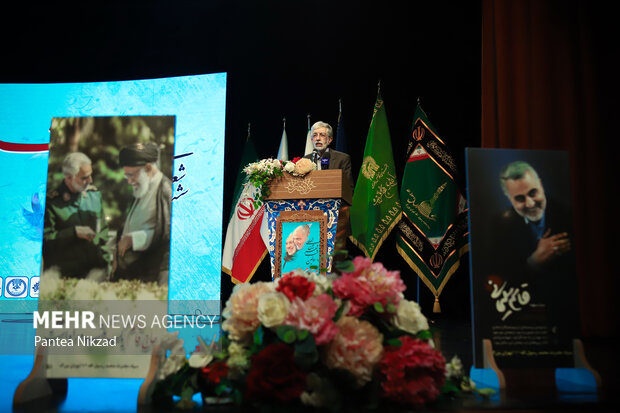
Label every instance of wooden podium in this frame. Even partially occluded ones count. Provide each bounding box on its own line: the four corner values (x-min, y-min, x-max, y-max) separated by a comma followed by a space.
264, 169, 352, 278
266, 169, 352, 206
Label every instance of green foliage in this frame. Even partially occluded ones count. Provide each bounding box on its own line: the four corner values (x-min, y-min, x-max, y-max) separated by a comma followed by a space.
253, 325, 265, 346
276, 325, 297, 344
332, 300, 346, 323
385, 338, 402, 347
275, 325, 319, 370
333, 259, 355, 273
243, 159, 284, 208
417, 329, 432, 340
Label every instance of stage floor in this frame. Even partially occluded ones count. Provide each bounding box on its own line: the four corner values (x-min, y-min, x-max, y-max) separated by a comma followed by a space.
2, 314, 618, 412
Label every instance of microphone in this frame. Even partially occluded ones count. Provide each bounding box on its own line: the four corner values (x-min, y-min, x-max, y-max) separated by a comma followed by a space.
312, 149, 319, 164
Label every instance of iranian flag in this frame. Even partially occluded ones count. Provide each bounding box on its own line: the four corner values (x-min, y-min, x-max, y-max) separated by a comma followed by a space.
222, 182, 267, 284
221, 129, 267, 283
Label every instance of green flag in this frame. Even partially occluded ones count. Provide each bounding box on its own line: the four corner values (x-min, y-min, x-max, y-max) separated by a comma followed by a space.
349, 94, 402, 260
396, 104, 469, 312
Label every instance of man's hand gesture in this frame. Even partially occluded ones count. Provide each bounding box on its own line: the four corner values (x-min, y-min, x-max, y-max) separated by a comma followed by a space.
530, 229, 571, 265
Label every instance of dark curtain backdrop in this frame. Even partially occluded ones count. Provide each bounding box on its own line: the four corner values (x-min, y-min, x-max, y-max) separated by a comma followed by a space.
482, 0, 617, 338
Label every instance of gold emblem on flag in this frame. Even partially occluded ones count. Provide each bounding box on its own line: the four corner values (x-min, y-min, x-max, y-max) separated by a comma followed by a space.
361, 156, 379, 180
405, 182, 447, 223
430, 252, 443, 269
413, 126, 425, 141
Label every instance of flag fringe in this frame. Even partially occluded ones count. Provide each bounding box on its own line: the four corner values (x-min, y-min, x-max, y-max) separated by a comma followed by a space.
226, 249, 268, 285
349, 211, 402, 262
396, 243, 469, 312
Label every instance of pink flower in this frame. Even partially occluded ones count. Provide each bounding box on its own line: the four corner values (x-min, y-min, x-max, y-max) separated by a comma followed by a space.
284, 294, 339, 345
323, 316, 383, 386
379, 336, 446, 407
332, 257, 406, 316
222, 282, 273, 341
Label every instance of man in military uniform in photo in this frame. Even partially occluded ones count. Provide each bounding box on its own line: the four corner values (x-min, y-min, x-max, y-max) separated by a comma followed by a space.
114, 142, 172, 285
43, 152, 110, 278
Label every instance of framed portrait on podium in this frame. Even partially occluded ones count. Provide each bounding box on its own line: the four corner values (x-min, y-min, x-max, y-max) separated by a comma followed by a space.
274, 210, 327, 278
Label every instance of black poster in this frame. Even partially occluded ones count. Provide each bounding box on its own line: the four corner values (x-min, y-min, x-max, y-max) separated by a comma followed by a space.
466, 148, 580, 369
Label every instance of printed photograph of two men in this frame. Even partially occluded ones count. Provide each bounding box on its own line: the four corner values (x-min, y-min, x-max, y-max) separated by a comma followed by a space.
41, 116, 174, 295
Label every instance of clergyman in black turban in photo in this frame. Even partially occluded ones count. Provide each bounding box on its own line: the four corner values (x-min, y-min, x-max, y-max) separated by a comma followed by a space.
113, 142, 172, 285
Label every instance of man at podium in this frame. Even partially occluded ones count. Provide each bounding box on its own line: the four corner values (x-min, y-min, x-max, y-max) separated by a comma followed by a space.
303, 121, 353, 243
304, 121, 353, 190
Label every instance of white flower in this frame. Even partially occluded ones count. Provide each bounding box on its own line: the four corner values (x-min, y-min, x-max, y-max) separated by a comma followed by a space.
227, 341, 249, 369
159, 354, 187, 380
304, 272, 336, 296
283, 162, 295, 173
72, 279, 100, 300
188, 336, 214, 368
257, 291, 290, 328
158, 330, 185, 353
39, 268, 61, 299
392, 299, 429, 335
445, 355, 464, 380
460, 376, 476, 392
157, 331, 187, 379
227, 341, 250, 379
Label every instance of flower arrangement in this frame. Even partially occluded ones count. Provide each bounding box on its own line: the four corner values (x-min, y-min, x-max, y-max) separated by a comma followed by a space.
152, 256, 492, 410
39, 268, 168, 301
243, 157, 316, 207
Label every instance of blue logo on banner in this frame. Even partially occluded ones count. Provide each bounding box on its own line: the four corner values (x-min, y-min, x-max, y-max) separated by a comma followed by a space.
30, 276, 40, 298
4, 277, 28, 298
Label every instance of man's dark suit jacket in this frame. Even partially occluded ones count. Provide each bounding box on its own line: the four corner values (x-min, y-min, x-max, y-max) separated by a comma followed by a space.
486, 198, 578, 339
303, 148, 354, 190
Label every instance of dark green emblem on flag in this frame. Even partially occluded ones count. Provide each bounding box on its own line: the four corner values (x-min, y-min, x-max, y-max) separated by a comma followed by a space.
350, 93, 402, 260
397, 104, 469, 312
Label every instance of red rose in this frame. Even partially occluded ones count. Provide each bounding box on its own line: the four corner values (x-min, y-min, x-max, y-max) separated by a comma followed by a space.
245, 343, 306, 402
379, 337, 446, 407
292, 157, 302, 163
201, 361, 229, 385
276, 273, 315, 301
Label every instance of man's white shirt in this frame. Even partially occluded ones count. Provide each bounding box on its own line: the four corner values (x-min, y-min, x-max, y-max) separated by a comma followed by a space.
122, 170, 163, 251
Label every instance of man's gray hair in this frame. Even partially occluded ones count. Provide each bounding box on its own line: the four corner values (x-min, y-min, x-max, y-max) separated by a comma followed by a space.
62, 152, 91, 177
311, 121, 333, 139
294, 224, 310, 236
499, 161, 540, 195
